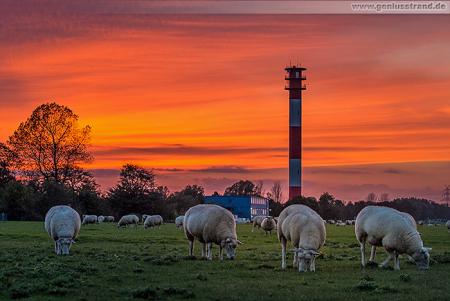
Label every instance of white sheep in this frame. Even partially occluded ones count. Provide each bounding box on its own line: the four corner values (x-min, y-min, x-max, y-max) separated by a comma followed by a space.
355, 206, 431, 270
336, 222, 346, 227
98, 216, 105, 224
446, 220, 450, 232
252, 216, 267, 233
184, 204, 243, 260
82, 215, 97, 225
175, 215, 184, 229
104, 216, 115, 222
144, 215, 163, 229
261, 216, 276, 236
277, 204, 326, 272
117, 215, 139, 228
45, 205, 81, 255
366, 210, 418, 261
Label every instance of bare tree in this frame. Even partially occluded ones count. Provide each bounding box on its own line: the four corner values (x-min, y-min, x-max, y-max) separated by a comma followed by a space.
379, 193, 390, 202
365, 192, 378, 202
7, 103, 94, 184
270, 181, 285, 203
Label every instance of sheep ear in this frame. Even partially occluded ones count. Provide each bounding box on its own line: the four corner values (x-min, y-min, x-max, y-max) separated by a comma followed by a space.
422, 247, 432, 252
71, 239, 76, 243
237, 240, 243, 245
226, 238, 231, 243
291, 249, 298, 252
311, 250, 320, 256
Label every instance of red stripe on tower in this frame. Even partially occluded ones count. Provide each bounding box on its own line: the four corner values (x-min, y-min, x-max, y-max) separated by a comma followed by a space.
285, 64, 306, 200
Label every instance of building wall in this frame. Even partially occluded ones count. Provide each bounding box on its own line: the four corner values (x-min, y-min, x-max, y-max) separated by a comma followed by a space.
250, 196, 270, 218
205, 196, 269, 219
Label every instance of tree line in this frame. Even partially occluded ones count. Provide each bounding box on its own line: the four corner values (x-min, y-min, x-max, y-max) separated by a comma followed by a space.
1, 103, 449, 222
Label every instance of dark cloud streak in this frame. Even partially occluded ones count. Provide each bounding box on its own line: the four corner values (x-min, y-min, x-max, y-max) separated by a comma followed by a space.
91, 145, 287, 157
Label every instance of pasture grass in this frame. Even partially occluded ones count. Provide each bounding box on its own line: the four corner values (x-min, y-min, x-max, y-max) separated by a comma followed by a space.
0, 222, 448, 300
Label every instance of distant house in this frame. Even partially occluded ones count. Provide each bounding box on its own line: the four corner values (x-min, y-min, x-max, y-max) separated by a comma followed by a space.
205, 195, 269, 220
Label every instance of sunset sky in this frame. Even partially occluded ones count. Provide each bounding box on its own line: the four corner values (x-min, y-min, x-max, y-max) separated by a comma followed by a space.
1, 1, 449, 203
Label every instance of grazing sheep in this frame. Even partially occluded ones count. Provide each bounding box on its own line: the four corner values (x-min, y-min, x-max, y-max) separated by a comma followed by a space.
367, 210, 418, 261
45, 205, 81, 255
252, 216, 267, 233
104, 216, 115, 222
142, 214, 150, 224
418, 220, 424, 226
355, 206, 431, 270
175, 215, 184, 229
144, 215, 163, 229
261, 216, 276, 236
446, 220, 450, 232
184, 204, 243, 260
98, 216, 105, 224
117, 215, 139, 228
82, 215, 97, 225
336, 222, 346, 227
328, 220, 336, 225
277, 205, 326, 272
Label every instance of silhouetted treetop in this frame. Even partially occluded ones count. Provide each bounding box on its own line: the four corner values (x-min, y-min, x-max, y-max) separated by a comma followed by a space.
224, 180, 261, 196
7, 103, 93, 184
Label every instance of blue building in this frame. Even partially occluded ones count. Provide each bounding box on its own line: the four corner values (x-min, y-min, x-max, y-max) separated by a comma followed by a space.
205, 195, 269, 220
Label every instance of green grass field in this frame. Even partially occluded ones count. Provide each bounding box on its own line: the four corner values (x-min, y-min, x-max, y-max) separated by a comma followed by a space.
0, 221, 449, 300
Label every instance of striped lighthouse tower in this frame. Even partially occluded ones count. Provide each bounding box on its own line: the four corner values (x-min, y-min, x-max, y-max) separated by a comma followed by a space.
285, 64, 306, 200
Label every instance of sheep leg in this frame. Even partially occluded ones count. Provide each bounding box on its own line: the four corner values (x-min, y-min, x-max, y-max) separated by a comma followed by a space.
292, 250, 298, 267
369, 246, 377, 262
218, 246, 223, 260
280, 236, 287, 269
201, 243, 207, 258
188, 239, 194, 256
360, 241, 366, 266
207, 243, 213, 260
310, 255, 316, 272
379, 251, 395, 268
393, 252, 400, 270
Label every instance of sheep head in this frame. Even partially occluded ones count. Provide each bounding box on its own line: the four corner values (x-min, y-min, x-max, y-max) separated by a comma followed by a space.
56, 238, 75, 255
221, 237, 243, 260
292, 248, 320, 272
411, 247, 432, 270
